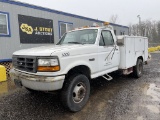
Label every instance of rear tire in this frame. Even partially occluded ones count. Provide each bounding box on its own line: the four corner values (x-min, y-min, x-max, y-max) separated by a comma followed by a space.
133, 59, 143, 78
61, 74, 90, 112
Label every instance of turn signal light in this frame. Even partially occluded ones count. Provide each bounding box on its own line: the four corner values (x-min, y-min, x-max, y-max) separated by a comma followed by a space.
104, 22, 110, 26
38, 66, 60, 72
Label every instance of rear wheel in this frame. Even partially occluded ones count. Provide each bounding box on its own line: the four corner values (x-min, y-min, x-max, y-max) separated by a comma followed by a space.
133, 59, 143, 78
61, 74, 90, 112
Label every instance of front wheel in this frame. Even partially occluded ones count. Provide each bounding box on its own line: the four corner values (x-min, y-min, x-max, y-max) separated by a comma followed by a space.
61, 74, 90, 112
25, 87, 40, 94
133, 59, 143, 78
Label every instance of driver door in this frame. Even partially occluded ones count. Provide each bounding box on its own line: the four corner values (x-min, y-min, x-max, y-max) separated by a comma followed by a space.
98, 30, 119, 72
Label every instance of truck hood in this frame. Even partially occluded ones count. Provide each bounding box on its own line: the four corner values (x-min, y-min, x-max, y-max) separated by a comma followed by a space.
13, 44, 97, 56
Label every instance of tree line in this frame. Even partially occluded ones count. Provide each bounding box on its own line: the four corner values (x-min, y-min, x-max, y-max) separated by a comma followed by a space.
129, 20, 160, 43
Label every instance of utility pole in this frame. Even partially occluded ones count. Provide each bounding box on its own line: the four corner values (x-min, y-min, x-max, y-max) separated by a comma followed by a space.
137, 15, 141, 36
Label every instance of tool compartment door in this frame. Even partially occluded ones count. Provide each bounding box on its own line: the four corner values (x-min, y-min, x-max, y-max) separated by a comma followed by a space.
125, 37, 135, 68
135, 38, 145, 52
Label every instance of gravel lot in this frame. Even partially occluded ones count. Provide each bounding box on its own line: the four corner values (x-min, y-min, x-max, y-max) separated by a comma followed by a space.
0, 53, 160, 120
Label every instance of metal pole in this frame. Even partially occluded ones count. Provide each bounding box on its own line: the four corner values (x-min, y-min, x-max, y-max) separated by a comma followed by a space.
137, 15, 141, 36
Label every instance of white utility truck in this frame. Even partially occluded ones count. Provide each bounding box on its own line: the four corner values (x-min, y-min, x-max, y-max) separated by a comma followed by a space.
10, 23, 148, 112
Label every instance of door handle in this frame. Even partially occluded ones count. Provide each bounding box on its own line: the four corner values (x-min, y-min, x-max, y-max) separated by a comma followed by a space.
89, 58, 95, 61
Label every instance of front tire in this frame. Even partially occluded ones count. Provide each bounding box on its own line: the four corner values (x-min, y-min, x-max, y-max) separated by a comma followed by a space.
25, 87, 40, 94
61, 74, 90, 112
133, 59, 143, 78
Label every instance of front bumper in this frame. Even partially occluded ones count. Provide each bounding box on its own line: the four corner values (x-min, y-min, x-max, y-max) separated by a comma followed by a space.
9, 69, 65, 91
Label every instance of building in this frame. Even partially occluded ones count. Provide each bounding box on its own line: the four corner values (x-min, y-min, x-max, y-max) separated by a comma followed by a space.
0, 0, 129, 66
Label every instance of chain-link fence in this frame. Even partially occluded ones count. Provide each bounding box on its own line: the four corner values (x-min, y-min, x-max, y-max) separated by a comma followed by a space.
0, 62, 12, 78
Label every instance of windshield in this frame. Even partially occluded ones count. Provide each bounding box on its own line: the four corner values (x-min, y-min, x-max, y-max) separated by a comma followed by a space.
57, 29, 98, 45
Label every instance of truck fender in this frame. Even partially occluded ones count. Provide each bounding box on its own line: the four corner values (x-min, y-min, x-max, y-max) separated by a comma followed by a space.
63, 60, 92, 76
134, 52, 144, 65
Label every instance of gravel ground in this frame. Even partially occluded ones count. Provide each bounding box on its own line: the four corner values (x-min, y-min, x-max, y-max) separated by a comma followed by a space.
0, 53, 160, 120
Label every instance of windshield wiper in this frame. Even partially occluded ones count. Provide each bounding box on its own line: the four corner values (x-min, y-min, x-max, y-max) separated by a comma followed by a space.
68, 42, 82, 44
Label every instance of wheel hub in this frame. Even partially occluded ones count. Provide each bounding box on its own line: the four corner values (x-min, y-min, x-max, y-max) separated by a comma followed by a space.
73, 82, 86, 103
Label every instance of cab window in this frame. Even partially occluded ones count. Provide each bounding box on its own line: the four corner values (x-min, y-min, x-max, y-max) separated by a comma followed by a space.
99, 30, 114, 46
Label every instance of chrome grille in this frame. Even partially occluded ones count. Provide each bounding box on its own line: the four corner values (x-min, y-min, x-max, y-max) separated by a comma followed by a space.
13, 56, 37, 73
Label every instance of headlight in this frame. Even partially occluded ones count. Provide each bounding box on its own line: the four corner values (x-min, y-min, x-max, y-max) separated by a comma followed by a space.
38, 59, 58, 66
38, 58, 60, 72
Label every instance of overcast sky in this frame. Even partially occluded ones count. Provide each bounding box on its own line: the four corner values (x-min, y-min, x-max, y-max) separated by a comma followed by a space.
17, 0, 160, 26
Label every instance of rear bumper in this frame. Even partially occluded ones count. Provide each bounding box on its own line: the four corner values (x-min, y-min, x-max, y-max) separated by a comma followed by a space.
9, 68, 65, 91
